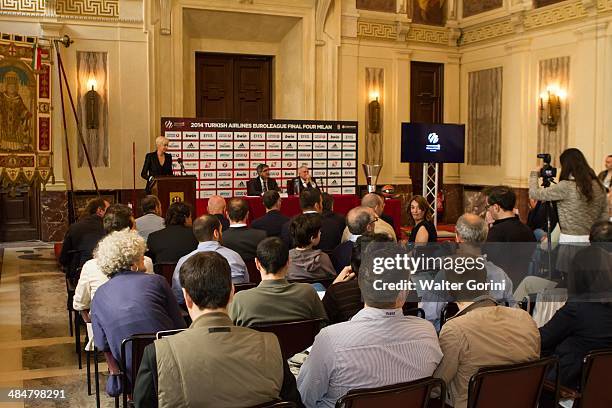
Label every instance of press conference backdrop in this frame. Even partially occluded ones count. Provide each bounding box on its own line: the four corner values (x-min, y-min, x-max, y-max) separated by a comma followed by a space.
400, 123, 465, 163
161, 118, 359, 198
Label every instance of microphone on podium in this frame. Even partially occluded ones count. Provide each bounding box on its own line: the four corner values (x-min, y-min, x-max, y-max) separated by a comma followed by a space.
177, 157, 186, 175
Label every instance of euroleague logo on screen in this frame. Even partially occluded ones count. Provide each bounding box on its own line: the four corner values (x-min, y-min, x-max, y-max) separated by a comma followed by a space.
425, 132, 441, 153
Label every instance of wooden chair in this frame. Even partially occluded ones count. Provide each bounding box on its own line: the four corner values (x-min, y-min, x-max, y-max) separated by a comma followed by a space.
235, 282, 257, 292
543, 348, 612, 408
335, 377, 445, 408
245, 259, 261, 284
467, 356, 558, 408
120, 334, 156, 408
252, 318, 324, 359
153, 262, 176, 286
250, 401, 296, 408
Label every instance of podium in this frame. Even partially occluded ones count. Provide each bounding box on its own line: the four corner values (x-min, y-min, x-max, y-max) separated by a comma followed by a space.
151, 175, 196, 215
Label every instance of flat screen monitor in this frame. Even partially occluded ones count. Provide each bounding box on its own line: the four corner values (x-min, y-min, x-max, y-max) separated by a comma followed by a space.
400, 122, 465, 163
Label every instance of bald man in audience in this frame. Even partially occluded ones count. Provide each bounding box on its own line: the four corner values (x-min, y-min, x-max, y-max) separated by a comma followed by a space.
207, 195, 229, 231
331, 206, 376, 273
341, 193, 396, 242
298, 243, 442, 408
434, 260, 540, 408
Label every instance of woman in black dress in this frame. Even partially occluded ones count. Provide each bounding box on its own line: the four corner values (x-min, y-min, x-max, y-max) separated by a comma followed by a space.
141, 136, 173, 193
408, 195, 437, 243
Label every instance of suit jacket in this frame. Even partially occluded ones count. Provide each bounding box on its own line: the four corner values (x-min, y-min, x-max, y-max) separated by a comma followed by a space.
318, 211, 346, 254
246, 177, 280, 196
290, 177, 320, 195
141, 152, 173, 193
59, 214, 105, 281
251, 210, 290, 237
222, 226, 267, 262
146, 225, 198, 264
213, 213, 230, 231
540, 301, 612, 388
331, 240, 355, 273
132, 312, 302, 408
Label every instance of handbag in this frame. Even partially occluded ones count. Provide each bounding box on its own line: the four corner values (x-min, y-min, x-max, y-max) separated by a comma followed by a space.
105, 373, 123, 397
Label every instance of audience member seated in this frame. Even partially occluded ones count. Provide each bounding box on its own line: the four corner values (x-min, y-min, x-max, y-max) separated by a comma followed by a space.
135, 195, 165, 241
341, 193, 396, 242
298, 243, 442, 408
318, 193, 346, 254
433, 263, 540, 408
539, 220, 612, 389
59, 197, 110, 282
91, 229, 186, 391
280, 188, 323, 249
133, 251, 301, 408
287, 214, 336, 281
376, 192, 396, 230
229, 237, 328, 327
407, 195, 437, 243
421, 214, 515, 329
207, 195, 229, 231
485, 186, 536, 242
146, 202, 198, 264
324, 233, 394, 324
171, 215, 248, 304
527, 198, 559, 242
222, 198, 266, 262
331, 206, 376, 273
73, 204, 154, 312
251, 190, 290, 237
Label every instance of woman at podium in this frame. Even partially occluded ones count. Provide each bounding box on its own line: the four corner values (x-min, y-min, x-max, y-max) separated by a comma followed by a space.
141, 136, 173, 194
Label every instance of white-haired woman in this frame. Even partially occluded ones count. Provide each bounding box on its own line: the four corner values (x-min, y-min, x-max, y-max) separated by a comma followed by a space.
91, 229, 185, 394
141, 135, 172, 193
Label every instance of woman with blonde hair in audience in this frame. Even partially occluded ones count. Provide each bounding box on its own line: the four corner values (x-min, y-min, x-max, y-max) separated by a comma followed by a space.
91, 229, 185, 396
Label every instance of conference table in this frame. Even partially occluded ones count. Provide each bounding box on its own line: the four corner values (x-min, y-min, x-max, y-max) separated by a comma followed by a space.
195, 195, 402, 238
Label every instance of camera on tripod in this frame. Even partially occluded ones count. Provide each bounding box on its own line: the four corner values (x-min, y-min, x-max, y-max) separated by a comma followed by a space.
537, 153, 557, 187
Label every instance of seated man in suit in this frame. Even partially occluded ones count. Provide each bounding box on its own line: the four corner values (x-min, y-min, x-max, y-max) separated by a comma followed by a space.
247, 163, 280, 196
331, 206, 376, 273
251, 191, 290, 237
171, 214, 248, 305
434, 263, 540, 408
291, 165, 320, 195
230, 237, 328, 327
207, 195, 229, 231
298, 243, 442, 408
319, 193, 346, 254
222, 198, 267, 263
280, 188, 323, 249
133, 251, 302, 408
59, 197, 110, 283
147, 202, 198, 264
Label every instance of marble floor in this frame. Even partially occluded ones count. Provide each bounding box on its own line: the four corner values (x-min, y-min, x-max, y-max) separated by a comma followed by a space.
0, 243, 116, 407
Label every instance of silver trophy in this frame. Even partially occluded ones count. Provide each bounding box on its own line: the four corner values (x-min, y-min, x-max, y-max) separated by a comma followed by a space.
362, 164, 382, 193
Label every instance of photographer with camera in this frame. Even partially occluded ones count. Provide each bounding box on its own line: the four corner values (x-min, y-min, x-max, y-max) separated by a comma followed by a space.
529, 148, 608, 246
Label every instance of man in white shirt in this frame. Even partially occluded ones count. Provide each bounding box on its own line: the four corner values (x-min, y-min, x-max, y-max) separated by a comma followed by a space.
73, 204, 154, 312
297, 243, 442, 408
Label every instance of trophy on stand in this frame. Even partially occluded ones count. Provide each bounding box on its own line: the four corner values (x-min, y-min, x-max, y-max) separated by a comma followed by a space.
362, 164, 382, 193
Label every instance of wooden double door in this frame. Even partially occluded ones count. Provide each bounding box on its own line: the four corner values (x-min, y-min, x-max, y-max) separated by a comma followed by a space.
0, 184, 39, 241
195, 53, 272, 121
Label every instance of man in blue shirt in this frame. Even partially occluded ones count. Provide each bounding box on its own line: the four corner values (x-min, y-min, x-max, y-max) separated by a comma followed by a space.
172, 214, 248, 304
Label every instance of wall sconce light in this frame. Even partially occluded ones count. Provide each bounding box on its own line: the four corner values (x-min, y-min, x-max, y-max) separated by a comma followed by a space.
539, 85, 566, 131
368, 91, 381, 133
86, 78, 99, 129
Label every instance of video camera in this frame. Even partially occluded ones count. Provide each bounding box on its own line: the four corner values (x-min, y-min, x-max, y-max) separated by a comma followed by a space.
537, 153, 557, 187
